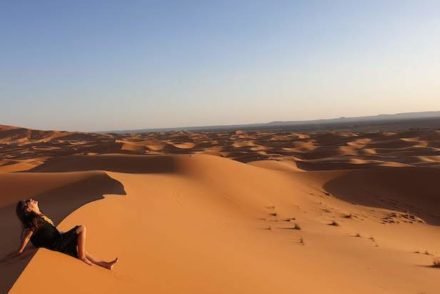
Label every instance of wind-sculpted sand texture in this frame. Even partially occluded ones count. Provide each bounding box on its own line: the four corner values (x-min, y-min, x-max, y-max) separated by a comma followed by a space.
1, 124, 440, 293
1, 125, 440, 171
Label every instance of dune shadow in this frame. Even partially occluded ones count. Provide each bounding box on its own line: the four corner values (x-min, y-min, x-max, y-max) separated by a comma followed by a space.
0, 172, 126, 293
296, 160, 379, 171
27, 154, 179, 174
323, 167, 440, 225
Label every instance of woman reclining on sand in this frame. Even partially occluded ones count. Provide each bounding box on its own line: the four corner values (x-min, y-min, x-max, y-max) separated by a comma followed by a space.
13, 198, 118, 270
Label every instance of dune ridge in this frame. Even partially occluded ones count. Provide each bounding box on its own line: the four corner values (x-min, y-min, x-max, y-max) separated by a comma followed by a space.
1, 125, 440, 172
1, 125, 439, 293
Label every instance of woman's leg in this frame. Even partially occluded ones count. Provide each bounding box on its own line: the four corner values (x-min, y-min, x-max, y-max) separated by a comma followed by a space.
76, 225, 118, 269
76, 225, 92, 265
86, 252, 118, 270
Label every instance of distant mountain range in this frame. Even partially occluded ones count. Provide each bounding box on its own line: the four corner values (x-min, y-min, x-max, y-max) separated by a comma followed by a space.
267, 111, 440, 125
110, 111, 440, 133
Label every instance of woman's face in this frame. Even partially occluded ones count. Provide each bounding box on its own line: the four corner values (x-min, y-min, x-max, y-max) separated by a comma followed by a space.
25, 198, 39, 213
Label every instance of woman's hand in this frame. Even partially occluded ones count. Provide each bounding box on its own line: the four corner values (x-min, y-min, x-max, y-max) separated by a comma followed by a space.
0, 247, 37, 263
0, 251, 21, 263
1, 229, 35, 263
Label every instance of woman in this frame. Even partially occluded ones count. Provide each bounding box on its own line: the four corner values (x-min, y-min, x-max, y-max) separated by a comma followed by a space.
14, 198, 118, 270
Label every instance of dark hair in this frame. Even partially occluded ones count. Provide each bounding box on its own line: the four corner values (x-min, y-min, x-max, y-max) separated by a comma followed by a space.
16, 200, 39, 231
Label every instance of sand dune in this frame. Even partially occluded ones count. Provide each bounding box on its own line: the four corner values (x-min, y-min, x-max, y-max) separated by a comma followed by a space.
1, 125, 440, 293
248, 159, 303, 173
2, 125, 439, 170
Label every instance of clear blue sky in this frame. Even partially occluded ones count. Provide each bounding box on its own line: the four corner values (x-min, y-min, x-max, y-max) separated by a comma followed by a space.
1, 0, 439, 131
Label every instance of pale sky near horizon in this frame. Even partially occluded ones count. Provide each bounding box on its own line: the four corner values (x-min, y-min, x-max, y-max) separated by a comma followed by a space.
1, 0, 439, 132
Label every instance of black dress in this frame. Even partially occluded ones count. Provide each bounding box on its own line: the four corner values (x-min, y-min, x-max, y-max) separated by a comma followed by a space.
30, 216, 80, 258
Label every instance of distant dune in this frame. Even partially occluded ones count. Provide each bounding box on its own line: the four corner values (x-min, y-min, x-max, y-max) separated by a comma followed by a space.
1, 123, 440, 171
1, 123, 440, 293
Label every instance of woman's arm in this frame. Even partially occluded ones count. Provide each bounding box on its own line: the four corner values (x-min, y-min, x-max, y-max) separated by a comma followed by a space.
0, 230, 34, 263
17, 229, 33, 255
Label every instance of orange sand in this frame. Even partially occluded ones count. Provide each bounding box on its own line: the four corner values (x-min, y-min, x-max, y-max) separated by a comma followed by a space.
1, 125, 439, 293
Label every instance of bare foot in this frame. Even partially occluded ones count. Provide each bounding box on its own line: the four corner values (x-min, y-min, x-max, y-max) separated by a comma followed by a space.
104, 257, 119, 270
81, 257, 93, 266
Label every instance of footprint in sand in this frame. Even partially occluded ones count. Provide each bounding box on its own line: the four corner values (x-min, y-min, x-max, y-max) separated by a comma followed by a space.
280, 223, 302, 231
414, 250, 433, 256
282, 217, 296, 222
328, 220, 339, 226
369, 237, 379, 247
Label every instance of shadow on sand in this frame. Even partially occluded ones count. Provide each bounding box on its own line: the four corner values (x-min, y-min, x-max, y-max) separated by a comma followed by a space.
28, 154, 180, 174
323, 167, 440, 226
0, 172, 126, 293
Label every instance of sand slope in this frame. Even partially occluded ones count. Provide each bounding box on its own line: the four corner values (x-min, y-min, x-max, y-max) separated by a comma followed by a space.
3, 154, 439, 293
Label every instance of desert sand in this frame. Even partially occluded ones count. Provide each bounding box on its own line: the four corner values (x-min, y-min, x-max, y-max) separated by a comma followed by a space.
1, 124, 440, 293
